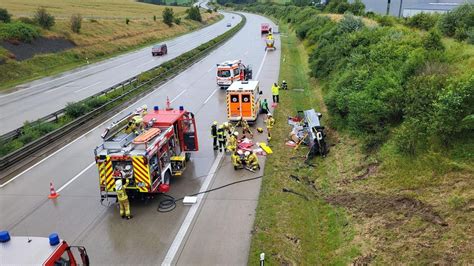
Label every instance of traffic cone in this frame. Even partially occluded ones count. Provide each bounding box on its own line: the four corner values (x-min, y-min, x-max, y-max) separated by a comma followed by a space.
48, 182, 59, 199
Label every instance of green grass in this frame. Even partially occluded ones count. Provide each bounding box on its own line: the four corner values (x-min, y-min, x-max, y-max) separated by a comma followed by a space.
248, 23, 359, 265
0, 0, 221, 90
249, 20, 474, 264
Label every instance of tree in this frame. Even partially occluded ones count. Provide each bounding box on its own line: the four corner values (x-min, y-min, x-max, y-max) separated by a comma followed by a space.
186, 7, 202, 22
70, 14, 82, 33
163, 7, 174, 27
423, 29, 444, 51
0, 8, 11, 23
34, 8, 55, 29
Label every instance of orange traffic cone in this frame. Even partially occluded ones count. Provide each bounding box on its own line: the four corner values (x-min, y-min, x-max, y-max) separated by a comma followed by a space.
48, 182, 59, 199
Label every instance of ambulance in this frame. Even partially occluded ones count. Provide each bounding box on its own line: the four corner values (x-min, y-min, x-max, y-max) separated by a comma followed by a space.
216, 60, 252, 89
226, 80, 262, 123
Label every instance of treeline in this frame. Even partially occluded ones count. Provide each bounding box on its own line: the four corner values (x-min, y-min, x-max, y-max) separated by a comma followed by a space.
240, 4, 473, 154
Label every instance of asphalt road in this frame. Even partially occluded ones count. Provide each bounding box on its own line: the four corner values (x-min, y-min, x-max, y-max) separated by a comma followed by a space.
0, 11, 240, 135
0, 12, 280, 264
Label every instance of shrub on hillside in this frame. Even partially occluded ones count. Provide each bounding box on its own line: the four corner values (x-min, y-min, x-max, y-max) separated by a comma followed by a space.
325, 0, 365, 15
0, 8, 11, 23
174, 17, 181, 25
18, 17, 35, 25
70, 14, 82, 33
423, 29, 445, 51
34, 7, 55, 29
186, 7, 202, 22
163, 7, 174, 26
65, 102, 89, 118
438, 4, 474, 41
0, 22, 40, 42
406, 12, 439, 31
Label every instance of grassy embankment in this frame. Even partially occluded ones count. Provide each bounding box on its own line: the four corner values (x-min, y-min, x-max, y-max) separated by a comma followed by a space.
0, 0, 221, 90
249, 21, 473, 265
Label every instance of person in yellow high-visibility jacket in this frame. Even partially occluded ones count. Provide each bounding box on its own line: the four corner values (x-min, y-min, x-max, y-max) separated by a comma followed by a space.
245, 151, 260, 171
231, 151, 243, 170
265, 113, 275, 141
227, 131, 238, 152
115, 178, 132, 219
271, 82, 280, 104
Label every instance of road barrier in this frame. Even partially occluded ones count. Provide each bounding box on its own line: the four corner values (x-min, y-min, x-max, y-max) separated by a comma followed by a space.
0, 13, 246, 173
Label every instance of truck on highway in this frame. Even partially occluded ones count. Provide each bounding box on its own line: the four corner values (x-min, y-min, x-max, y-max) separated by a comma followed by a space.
261, 23, 270, 34
226, 80, 262, 123
0, 231, 89, 266
94, 105, 199, 201
216, 59, 252, 89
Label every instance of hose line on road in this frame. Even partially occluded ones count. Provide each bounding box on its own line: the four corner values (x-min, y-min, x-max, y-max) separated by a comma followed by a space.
157, 175, 263, 213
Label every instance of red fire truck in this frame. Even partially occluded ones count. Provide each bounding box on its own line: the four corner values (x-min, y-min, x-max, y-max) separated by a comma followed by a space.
94, 105, 198, 201
216, 60, 252, 89
0, 231, 89, 266
261, 23, 270, 34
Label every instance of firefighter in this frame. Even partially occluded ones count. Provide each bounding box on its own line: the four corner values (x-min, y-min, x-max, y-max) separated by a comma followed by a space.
217, 125, 226, 152
115, 179, 132, 219
222, 121, 233, 136
245, 151, 260, 171
231, 151, 243, 170
236, 117, 253, 139
211, 121, 218, 150
260, 98, 270, 114
266, 113, 275, 141
227, 131, 238, 152
271, 82, 280, 104
281, 80, 288, 90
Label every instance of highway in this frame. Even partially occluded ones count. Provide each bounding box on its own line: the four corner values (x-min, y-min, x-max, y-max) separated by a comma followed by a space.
0, 12, 280, 264
0, 12, 239, 135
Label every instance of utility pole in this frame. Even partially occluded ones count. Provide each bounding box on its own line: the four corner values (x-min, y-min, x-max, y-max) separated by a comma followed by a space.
398, 0, 404, 18
386, 0, 391, 15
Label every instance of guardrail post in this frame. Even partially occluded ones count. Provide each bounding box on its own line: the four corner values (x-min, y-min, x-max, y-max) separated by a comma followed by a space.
260, 253, 265, 266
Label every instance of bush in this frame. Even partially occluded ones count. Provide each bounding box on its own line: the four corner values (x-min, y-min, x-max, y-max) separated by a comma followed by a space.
376, 15, 395, 27
153, 15, 157, 21
65, 102, 90, 118
438, 4, 474, 41
0, 22, 40, 42
125, 18, 130, 24
423, 29, 444, 51
186, 6, 202, 22
18, 17, 35, 25
163, 7, 174, 27
406, 12, 439, 31
34, 7, 55, 29
70, 14, 82, 33
0, 8, 11, 23
174, 17, 181, 25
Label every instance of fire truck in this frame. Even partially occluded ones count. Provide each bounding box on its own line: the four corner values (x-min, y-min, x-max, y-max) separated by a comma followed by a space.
0, 231, 89, 266
94, 104, 199, 201
261, 23, 270, 34
216, 60, 252, 89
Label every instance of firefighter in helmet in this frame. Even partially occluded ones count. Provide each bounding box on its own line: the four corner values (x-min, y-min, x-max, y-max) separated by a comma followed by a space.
245, 150, 260, 171
265, 113, 275, 141
217, 125, 226, 152
231, 151, 243, 170
236, 117, 253, 139
227, 131, 239, 152
115, 179, 132, 219
211, 121, 218, 150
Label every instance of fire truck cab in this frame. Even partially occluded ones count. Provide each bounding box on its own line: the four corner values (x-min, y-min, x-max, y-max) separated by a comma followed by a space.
261, 23, 270, 34
94, 105, 198, 200
216, 60, 252, 89
227, 80, 262, 123
0, 231, 89, 266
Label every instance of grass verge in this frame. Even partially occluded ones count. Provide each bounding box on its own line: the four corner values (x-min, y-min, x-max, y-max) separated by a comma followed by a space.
248, 23, 359, 265
249, 21, 474, 264
0, 0, 221, 90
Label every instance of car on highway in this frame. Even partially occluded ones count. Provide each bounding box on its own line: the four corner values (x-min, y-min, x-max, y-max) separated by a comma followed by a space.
152, 43, 168, 56
226, 22, 232, 27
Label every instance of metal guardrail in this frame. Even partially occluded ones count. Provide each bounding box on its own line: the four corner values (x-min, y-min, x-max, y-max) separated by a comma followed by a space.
0, 13, 246, 172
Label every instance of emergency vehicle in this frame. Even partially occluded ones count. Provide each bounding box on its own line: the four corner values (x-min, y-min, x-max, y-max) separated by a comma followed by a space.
0, 231, 89, 266
216, 60, 252, 89
226, 80, 262, 123
94, 105, 198, 201
261, 23, 270, 34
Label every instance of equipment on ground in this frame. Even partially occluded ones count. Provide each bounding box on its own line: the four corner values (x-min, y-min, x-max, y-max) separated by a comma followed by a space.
0, 231, 89, 266
227, 80, 262, 123
152, 43, 167, 56
216, 59, 252, 89
95, 104, 199, 202
258, 142, 273, 154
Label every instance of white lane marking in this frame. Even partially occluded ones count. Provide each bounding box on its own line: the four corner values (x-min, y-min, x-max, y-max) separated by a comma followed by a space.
0, 77, 177, 188
136, 60, 155, 69
255, 50, 268, 80
57, 162, 95, 193
203, 88, 218, 104
74, 81, 102, 93
162, 152, 224, 265
171, 89, 187, 103
207, 66, 214, 72
45, 85, 67, 94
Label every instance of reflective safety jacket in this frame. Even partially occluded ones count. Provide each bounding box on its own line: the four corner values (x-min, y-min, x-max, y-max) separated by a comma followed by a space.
116, 179, 129, 201
266, 117, 275, 129
211, 124, 218, 137
217, 128, 225, 141
271, 84, 279, 96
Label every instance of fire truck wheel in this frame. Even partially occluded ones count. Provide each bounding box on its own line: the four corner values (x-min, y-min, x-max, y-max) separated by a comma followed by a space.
164, 171, 171, 185
185, 152, 191, 162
